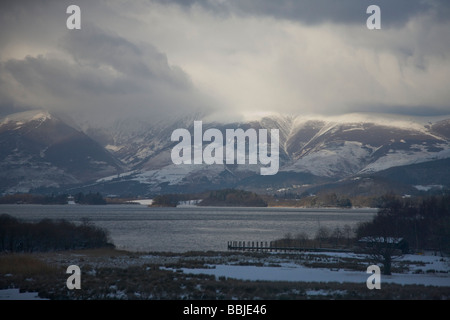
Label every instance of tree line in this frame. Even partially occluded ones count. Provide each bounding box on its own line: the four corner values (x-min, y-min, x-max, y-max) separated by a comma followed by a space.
356, 193, 450, 255
198, 189, 267, 207
151, 189, 268, 207
151, 193, 194, 207
355, 193, 449, 275
0, 193, 69, 205
73, 192, 107, 205
0, 192, 106, 205
274, 194, 449, 275
0, 214, 113, 253
273, 224, 355, 249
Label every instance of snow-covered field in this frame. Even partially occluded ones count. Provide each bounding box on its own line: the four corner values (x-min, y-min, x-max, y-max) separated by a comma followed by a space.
1, 250, 448, 300
170, 252, 450, 287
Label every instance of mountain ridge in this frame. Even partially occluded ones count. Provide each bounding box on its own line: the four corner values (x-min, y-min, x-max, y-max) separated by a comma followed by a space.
1, 109, 449, 196
0, 110, 123, 193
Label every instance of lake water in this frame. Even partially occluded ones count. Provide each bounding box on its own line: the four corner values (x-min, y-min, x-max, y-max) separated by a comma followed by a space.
0, 205, 377, 252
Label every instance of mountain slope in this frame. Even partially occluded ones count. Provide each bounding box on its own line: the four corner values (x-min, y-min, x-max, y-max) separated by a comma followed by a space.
1, 110, 449, 197
79, 113, 450, 196
0, 110, 123, 193
283, 118, 450, 178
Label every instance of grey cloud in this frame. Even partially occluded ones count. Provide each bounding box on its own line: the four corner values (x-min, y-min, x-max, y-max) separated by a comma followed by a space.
158, 0, 447, 27
1, 0, 449, 123
0, 0, 70, 53
3, 55, 139, 96
344, 104, 450, 118
0, 22, 212, 125
59, 25, 193, 89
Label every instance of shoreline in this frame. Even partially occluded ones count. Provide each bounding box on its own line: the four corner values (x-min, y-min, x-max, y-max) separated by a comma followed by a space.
1, 202, 379, 209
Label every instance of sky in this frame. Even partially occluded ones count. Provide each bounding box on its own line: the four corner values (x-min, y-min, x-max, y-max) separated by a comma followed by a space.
0, 0, 449, 127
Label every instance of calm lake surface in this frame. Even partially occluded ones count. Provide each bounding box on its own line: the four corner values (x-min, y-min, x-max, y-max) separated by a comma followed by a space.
0, 205, 377, 252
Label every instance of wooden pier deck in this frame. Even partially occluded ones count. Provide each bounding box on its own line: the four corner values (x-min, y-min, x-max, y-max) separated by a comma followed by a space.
227, 241, 351, 253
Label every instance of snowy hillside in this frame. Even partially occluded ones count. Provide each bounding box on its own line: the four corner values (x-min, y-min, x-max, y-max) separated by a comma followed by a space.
0, 110, 123, 193
78, 112, 450, 196
1, 110, 449, 195
282, 114, 450, 178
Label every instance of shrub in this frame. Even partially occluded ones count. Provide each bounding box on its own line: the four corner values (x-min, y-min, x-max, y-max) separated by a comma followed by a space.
0, 214, 114, 252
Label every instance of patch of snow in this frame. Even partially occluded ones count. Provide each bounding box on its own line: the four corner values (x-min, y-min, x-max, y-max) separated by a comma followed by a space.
398, 252, 450, 273
342, 127, 365, 133
0, 288, 48, 300
106, 289, 127, 299
168, 253, 449, 287
132, 164, 225, 186
178, 263, 449, 287
283, 141, 370, 177
306, 289, 347, 296
132, 165, 198, 185
127, 199, 154, 205
361, 145, 450, 174
105, 144, 123, 152
177, 199, 201, 207
414, 185, 444, 191
96, 170, 138, 183
0, 110, 52, 127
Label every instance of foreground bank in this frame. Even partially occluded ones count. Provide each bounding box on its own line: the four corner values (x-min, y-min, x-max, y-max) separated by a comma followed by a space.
0, 248, 448, 300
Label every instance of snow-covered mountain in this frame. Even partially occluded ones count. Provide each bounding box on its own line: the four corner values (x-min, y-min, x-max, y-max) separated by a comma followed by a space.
1, 110, 449, 196
80, 112, 450, 196
0, 110, 123, 193
283, 115, 450, 177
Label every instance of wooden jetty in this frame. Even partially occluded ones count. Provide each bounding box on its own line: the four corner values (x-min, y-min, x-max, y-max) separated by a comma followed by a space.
227, 241, 351, 253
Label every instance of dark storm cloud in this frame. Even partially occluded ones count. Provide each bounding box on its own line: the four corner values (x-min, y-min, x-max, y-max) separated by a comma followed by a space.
0, 0, 449, 123
2, 54, 137, 97
0, 0, 68, 52
59, 25, 193, 90
0, 20, 210, 125
158, 0, 448, 27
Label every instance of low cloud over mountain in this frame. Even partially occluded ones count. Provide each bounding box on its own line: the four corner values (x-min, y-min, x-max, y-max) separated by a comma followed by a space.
1, 1, 449, 125
1, 1, 449, 196
1, 110, 449, 196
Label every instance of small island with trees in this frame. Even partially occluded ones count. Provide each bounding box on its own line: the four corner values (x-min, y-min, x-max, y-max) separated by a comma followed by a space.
150, 188, 267, 207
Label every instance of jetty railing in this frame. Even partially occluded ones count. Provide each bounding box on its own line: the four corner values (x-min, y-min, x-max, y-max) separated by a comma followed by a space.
227, 241, 351, 253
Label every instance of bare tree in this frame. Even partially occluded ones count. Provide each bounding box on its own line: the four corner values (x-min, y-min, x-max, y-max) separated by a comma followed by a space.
331, 226, 344, 247
358, 236, 404, 275
356, 204, 406, 275
315, 226, 330, 248
295, 232, 309, 247
343, 224, 353, 246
